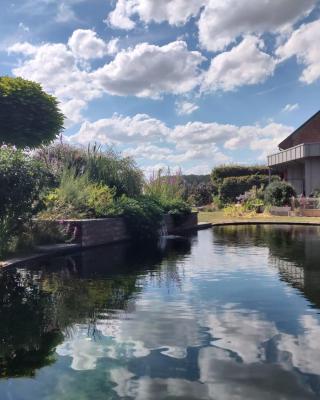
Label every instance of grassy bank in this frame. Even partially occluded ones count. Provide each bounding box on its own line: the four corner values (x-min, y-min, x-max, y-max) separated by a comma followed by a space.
198, 211, 320, 225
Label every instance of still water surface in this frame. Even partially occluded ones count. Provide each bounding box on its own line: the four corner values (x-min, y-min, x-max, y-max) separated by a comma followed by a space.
1, 225, 320, 399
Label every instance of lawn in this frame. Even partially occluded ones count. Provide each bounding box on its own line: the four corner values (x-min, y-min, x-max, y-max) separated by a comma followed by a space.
198, 211, 320, 225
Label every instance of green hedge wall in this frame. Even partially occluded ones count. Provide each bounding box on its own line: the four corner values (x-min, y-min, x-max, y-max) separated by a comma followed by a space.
211, 165, 274, 184
219, 175, 275, 202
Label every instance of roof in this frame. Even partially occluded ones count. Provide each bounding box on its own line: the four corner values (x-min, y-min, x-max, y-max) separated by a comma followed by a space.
279, 110, 320, 150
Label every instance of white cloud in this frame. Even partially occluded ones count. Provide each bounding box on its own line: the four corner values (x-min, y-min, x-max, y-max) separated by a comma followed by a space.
107, 38, 120, 55
198, 0, 315, 52
107, 0, 136, 30
8, 37, 203, 122
107, 0, 206, 30
276, 19, 320, 84
69, 113, 170, 145
60, 99, 87, 127
68, 29, 112, 59
171, 121, 236, 145
223, 122, 293, 158
93, 41, 204, 98
55, 2, 78, 23
69, 113, 291, 170
9, 41, 101, 124
175, 101, 199, 115
9, 41, 37, 56
203, 36, 276, 92
282, 103, 299, 113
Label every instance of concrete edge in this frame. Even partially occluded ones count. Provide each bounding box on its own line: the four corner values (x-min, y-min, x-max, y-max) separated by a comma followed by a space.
0, 243, 81, 269
210, 221, 320, 227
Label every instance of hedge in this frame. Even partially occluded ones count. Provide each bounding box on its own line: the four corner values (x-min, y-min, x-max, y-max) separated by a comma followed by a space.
219, 175, 276, 202
211, 165, 274, 184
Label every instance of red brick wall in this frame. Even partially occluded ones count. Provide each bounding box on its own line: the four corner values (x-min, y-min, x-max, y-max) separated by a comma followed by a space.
280, 112, 320, 149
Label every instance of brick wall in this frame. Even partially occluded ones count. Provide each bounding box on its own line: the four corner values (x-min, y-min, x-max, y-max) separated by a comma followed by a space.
57, 212, 198, 248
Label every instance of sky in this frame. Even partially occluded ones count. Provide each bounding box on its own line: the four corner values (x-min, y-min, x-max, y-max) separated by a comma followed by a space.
1, 0, 320, 175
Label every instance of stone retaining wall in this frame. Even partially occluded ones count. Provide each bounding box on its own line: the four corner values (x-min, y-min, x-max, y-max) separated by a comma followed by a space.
300, 209, 320, 217
52, 212, 198, 248
269, 206, 291, 216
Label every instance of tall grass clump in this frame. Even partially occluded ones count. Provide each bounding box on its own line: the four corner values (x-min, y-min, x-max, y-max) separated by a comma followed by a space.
39, 169, 117, 219
145, 168, 191, 215
34, 143, 144, 197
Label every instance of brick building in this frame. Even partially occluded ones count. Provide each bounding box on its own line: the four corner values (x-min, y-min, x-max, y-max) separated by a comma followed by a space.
268, 111, 320, 195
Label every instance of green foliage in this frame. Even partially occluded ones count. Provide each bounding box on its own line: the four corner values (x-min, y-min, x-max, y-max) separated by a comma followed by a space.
223, 204, 248, 218
219, 175, 272, 203
187, 182, 216, 206
145, 168, 191, 214
145, 168, 183, 202
0, 146, 50, 257
116, 195, 163, 241
40, 169, 117, 219
264, 180, 296, 206
160, 198, 191, 215
0, 77, 64, 148
35, 143, 143, 197
211, 164, 273, 184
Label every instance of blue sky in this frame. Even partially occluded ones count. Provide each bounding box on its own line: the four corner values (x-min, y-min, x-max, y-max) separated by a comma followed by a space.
1, 0, 320, 174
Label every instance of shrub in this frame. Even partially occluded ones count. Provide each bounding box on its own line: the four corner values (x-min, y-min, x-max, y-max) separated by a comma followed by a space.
0, 77, 64, 148
264, 180, 296, 206
211, 164, 273, 184
116, 195, 163, 241
0, 146, 49, 257
219, 175, 272, 203
34, 143, 143, 197
39, 169, 117, 219
188, 182, 216, 206
160, 198, 191, 215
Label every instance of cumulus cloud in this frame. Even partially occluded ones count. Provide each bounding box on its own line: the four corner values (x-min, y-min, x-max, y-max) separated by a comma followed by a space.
198, 0, 315, 52
175, 100, 199, 115
69, 113, 170, 145
68, 29, 115, 59
203, 36, 276, 92
9, 41, 101, 125
282, 103, 299, 113
223, 122, 293, 159
69, 113, 291, 170
8, 41, 37, 56
93, 41, 204, 98
107, 0, 136, 29
107, 0, 206, 29
276, 19, 320, 84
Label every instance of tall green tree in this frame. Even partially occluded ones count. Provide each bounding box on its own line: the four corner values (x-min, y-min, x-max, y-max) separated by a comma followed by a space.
0, 76, 64, 148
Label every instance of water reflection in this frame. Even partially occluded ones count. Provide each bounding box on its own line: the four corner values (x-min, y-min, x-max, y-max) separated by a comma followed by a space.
1, 226, 320, 399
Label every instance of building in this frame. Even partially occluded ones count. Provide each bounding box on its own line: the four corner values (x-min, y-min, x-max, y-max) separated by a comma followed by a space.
267, 111, 320, 195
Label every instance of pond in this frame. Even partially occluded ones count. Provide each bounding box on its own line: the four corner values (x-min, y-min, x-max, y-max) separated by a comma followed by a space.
1, 225, 320, 399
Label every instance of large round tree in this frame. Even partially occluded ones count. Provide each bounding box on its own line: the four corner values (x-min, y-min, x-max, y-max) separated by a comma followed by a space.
0, 76, 64, 148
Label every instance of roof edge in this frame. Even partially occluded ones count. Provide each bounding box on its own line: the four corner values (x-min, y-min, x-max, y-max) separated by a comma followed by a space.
279, 110, 320, 150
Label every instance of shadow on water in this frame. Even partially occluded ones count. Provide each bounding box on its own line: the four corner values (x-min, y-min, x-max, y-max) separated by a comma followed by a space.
213, 224, 320, 308
0, 236, 193, 379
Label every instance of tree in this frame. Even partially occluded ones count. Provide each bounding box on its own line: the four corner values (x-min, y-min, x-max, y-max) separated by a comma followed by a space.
0, 76, 64, 148
264, 180, 296, 206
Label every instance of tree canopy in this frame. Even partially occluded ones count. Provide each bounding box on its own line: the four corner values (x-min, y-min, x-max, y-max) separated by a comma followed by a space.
0, 76, 64, 148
